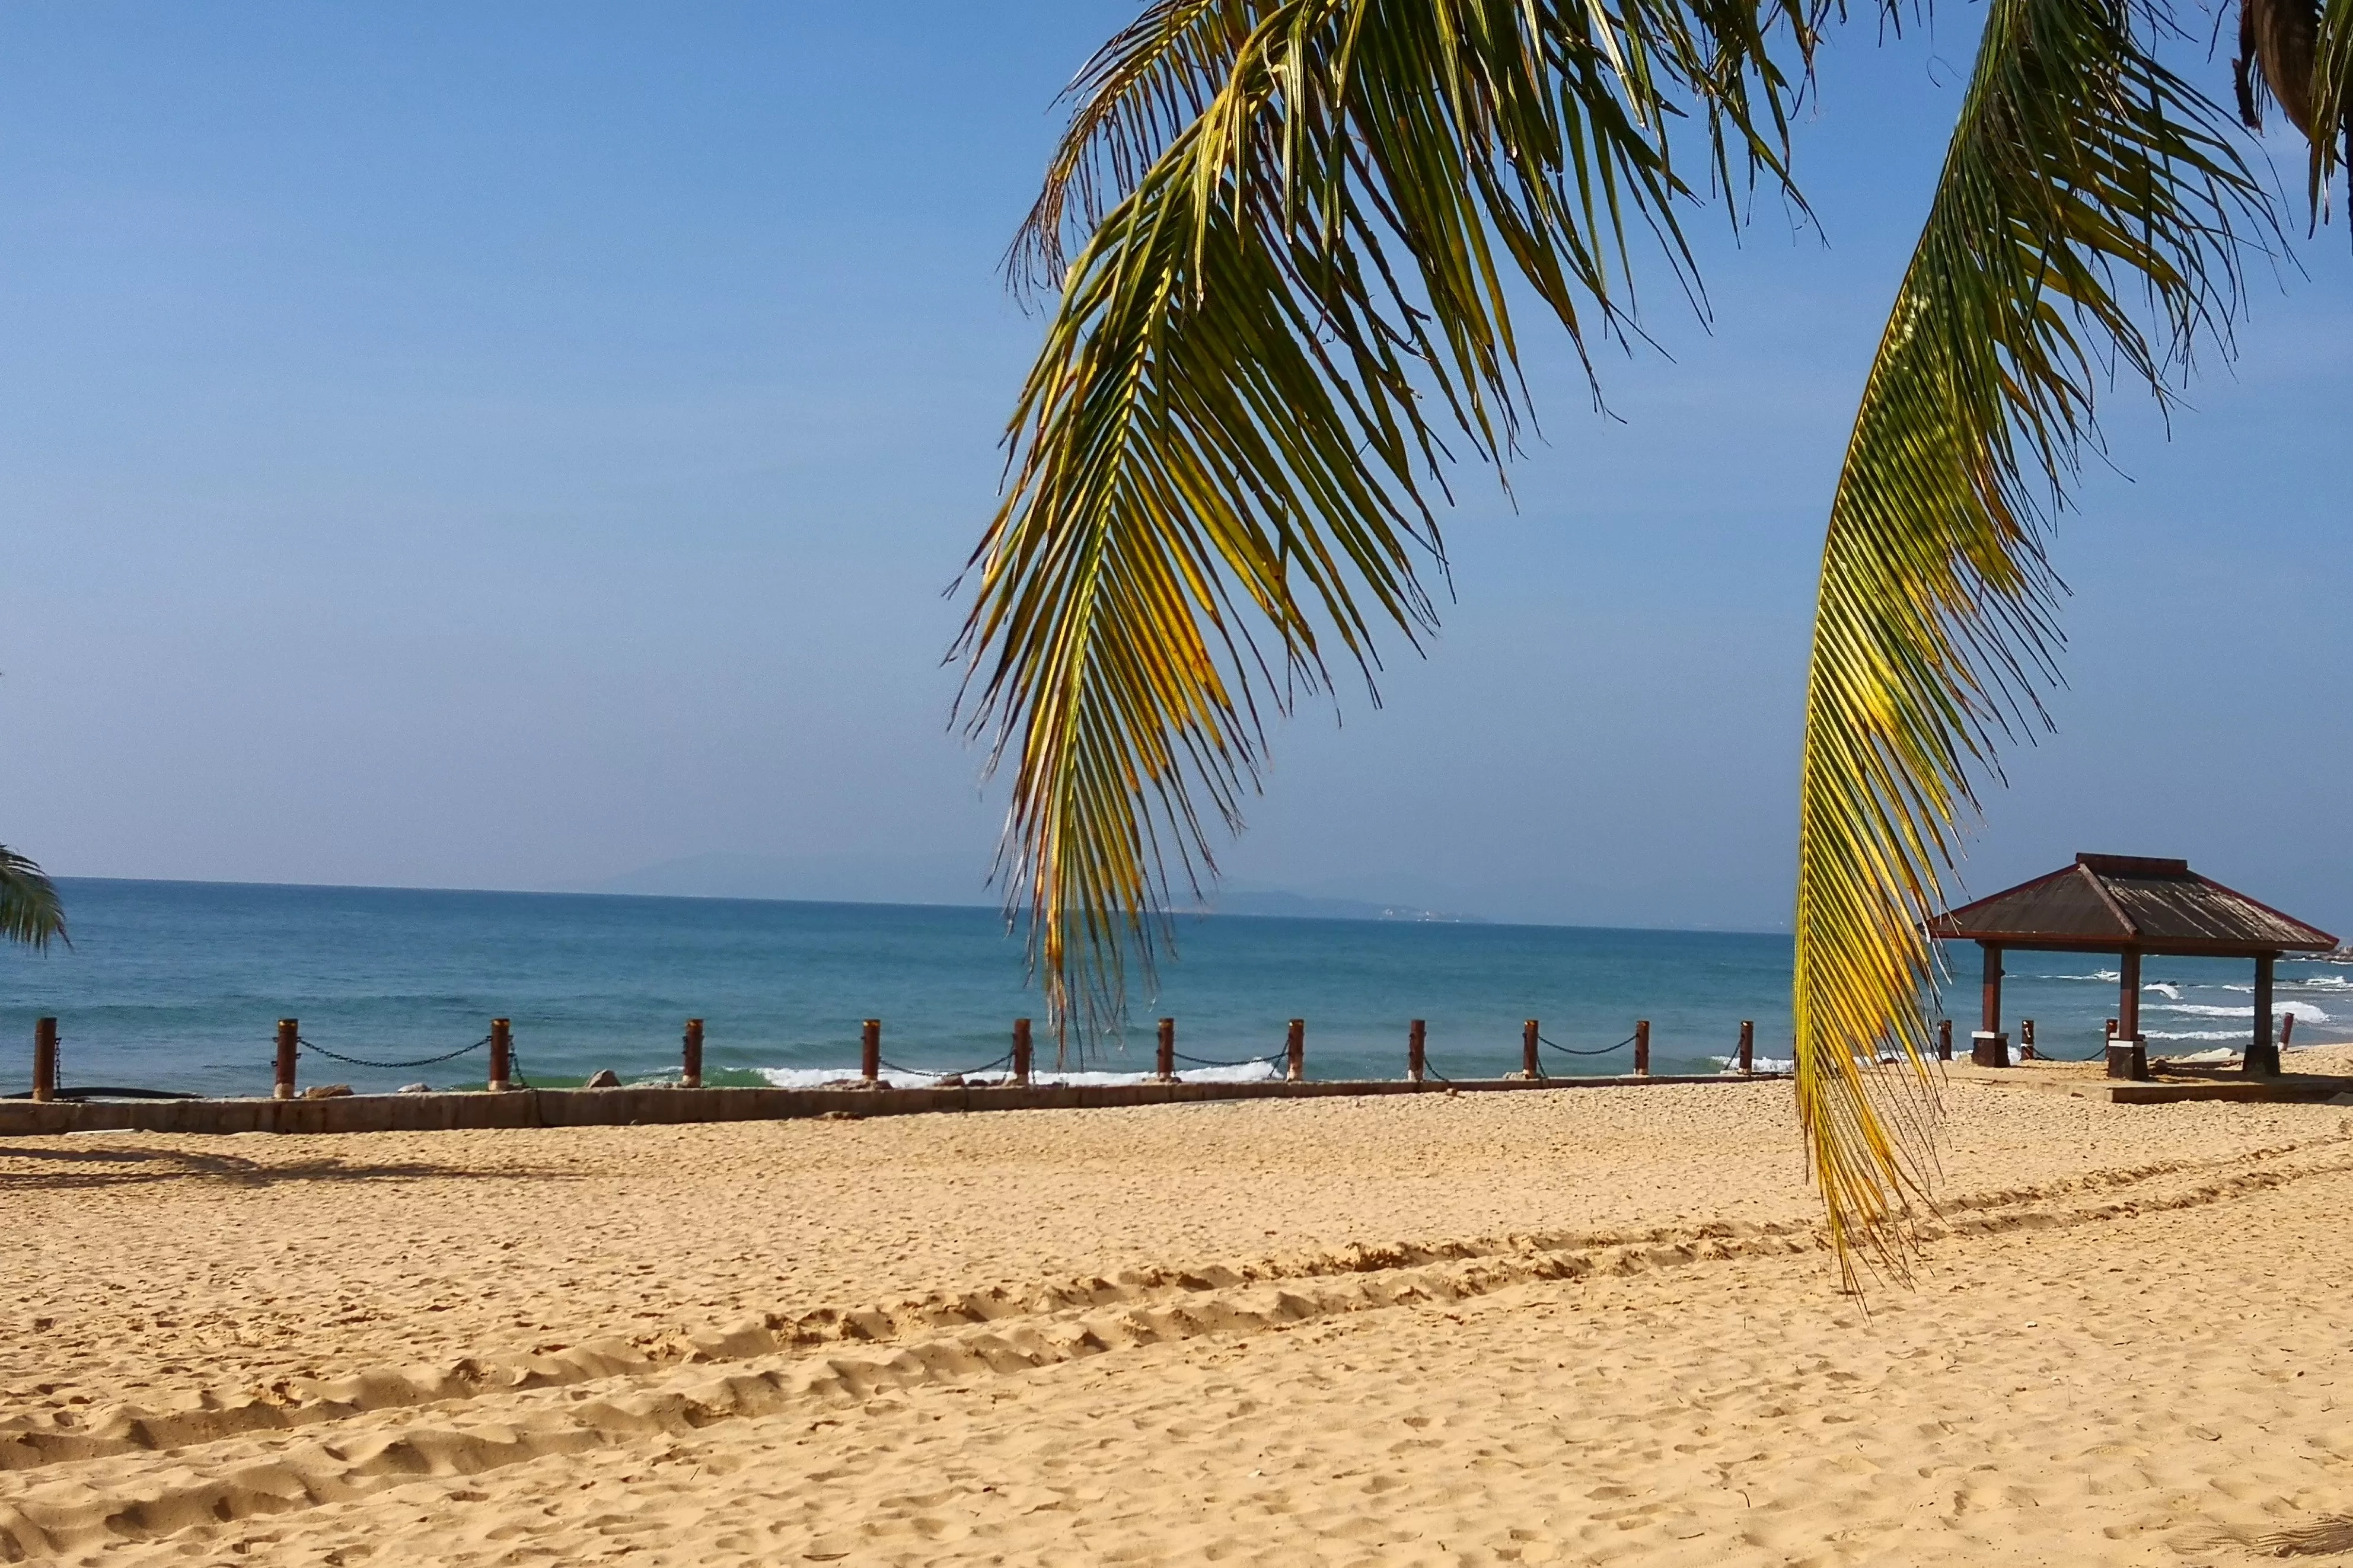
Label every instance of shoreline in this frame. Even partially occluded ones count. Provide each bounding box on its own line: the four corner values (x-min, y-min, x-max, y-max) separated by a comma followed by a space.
0, 1070, 1793, 1138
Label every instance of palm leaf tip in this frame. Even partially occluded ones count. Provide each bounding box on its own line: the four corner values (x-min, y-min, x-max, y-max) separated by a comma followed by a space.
1794, 0, 2269, 1281
0, 845, 68, 953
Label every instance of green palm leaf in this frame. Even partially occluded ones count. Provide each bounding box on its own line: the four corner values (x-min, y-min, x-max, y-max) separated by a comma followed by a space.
956, 0, 1811, 1039
0, 845, 67, 953
1794, 0, 2265, 1275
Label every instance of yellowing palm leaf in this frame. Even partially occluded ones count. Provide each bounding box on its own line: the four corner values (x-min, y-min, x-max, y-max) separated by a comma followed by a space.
1796, 0, 2264, 1276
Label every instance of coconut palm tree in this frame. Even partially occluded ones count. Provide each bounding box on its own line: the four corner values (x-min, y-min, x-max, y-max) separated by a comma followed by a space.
956, 0, 2339, 1271
0, 844, 66, 952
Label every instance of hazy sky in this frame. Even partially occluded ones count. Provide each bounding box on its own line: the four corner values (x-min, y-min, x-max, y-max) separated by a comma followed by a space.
3, 2, 2346, 934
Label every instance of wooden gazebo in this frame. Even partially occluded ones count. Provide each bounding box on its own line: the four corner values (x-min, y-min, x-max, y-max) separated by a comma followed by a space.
1928, 853, 2338, 1079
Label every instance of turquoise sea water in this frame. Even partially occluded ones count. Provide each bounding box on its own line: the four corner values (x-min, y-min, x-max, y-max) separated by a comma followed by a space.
0, 879, 2343, 1097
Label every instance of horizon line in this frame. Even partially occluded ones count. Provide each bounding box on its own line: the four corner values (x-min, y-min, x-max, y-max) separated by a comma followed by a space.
44, 873, 1800, 941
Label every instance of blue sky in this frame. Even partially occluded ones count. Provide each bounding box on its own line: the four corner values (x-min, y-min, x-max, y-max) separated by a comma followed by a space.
2, 2, 2346, 934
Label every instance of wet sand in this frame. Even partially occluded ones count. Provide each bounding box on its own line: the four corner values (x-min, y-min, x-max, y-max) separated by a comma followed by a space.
5, 1045, 2352, 1564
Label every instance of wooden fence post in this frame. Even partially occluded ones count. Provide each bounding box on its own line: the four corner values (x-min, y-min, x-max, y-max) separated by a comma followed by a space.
275, 1018, 299, 1100
1286, 1018, 1305, 1082
488, 1018, 512, 1093
1156, 1018, 1175, 1081
32, 1017, 58, 1103
1738, 1020, 1754, 1075
1633, 1020, 1650, 1077
2282, 1013, 2297, 1047
1408, 1019, 1426, 1084
1522, 1019, 1540, 1080
1013, 1018, 1032, 1085
861, 1020, 881, 1084
682, 1018, 704, 1089
1937, 1019, 1952, 1061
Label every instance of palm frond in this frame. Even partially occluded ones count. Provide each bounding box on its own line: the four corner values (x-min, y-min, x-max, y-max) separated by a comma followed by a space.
1795, 0, 2266, 1277
0, 845, 68, 953
959, 0, 1812, 1039
2304, 0, 2353, 210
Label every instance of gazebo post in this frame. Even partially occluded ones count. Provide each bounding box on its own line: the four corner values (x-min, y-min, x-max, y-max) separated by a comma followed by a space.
2247, 952, 2279, 1077
2108, 949, 2148, 1080
1972, 943, 2010, 1067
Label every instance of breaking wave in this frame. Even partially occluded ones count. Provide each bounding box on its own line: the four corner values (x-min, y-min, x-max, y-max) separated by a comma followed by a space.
2147, 1001, 2331, 1023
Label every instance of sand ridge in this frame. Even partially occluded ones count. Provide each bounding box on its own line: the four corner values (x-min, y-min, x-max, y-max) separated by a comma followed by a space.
5, 1057, 2353, 1563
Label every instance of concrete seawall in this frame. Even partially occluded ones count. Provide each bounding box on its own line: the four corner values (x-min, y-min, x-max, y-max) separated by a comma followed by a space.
0, 1071, 1787, 1136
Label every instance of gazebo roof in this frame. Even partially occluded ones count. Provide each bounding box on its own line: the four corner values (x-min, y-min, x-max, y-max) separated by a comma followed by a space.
1928, 854, 2337, 957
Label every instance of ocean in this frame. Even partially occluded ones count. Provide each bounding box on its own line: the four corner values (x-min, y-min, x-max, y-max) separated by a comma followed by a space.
1, 879, 2344, 1097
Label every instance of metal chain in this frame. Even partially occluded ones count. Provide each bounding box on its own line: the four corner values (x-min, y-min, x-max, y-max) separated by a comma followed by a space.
297, 1034, 490, 1071
1541, 1032, 1636, 1058
1170, 1048, 1288, 1069
876, 1051, 1015, 1081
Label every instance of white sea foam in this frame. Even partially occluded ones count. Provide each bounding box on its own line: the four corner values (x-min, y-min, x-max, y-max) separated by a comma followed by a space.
2216, 977, 2345, 999
2049, 970, 2122, 983
2146, 1030, 2249, 1042
1708, 1055, 1795, 1073
2143, 1001, 2330, 1021
1029, 1062, 1281, 1086
759, 1067, 958, 1090
757, 1061, 1282, 1090
2143, 982, 2182, 1000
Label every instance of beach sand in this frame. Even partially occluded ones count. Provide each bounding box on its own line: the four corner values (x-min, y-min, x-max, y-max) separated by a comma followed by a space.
6, 1046, 2353, 1564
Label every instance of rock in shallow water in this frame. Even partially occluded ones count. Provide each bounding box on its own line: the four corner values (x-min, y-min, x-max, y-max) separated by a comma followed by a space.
583, 1068, 622, 1088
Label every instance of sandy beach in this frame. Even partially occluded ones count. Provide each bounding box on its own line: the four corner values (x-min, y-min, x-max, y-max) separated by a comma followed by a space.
6, 1047, 2353, 1565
